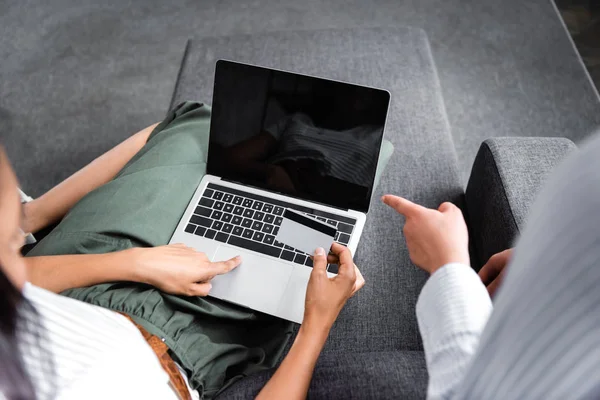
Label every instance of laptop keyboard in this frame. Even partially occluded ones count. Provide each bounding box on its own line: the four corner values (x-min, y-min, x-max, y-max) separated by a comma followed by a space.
184, 183, 356, 272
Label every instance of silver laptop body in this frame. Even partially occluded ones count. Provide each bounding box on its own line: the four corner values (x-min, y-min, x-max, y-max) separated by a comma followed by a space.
170, 60, 390, 323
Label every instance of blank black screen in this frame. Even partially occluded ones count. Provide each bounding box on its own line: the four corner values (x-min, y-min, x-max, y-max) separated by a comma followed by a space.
207, 60, 390, 212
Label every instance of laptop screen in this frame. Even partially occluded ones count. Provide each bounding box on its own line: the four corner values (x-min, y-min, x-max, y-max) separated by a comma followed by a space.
207, 60, 390, 213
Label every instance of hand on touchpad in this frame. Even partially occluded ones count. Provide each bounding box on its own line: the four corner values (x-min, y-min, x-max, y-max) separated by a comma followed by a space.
210, 246, 293, 314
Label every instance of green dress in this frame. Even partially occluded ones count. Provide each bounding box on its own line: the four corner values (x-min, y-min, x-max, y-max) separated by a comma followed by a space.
27, 102, 294, 399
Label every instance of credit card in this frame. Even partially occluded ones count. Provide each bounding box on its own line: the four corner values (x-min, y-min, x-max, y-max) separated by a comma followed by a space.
276, 209, 336, 256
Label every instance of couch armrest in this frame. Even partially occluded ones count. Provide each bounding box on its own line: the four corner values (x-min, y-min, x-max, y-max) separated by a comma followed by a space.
465, 137, 576, 269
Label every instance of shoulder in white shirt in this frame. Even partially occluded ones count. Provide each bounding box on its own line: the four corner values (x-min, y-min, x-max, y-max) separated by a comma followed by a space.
19, 283, 199, 400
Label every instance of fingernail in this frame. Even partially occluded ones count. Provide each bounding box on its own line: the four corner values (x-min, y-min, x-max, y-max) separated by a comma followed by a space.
315, 247, 325, 256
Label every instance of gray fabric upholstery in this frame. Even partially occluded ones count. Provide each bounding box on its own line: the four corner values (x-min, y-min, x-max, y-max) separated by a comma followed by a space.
465, 137, 577, 269
1, 0, 596, 396
216, 351, 427, 399
4, 0, 600, 198
172, 28, 464, 353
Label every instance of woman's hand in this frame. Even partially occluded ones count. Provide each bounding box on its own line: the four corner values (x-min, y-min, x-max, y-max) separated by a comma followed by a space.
256, 244, 364, 400
303, 243, 365, 332
479, 248, 513, 297
132, 244, 241, 296
382, 195, 470, 275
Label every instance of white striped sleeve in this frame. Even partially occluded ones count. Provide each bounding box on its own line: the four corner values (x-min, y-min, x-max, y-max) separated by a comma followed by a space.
416, 263, 493, 400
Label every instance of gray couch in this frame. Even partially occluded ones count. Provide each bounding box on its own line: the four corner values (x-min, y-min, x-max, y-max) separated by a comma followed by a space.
166, 28, 578, 399
212, 136, 576, 399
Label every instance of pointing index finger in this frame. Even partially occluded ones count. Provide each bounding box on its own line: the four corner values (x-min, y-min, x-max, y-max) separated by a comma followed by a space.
381, 195, 424, 217
209, 256, 241, 276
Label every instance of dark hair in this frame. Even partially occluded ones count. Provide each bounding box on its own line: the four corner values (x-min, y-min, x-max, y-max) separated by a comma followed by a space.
0, 268, 37, 399
0, 145, 54, 399
0, 268, 56, 400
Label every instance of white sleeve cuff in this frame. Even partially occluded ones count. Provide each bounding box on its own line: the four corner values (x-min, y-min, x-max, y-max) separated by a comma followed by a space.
416, 263, 493, 399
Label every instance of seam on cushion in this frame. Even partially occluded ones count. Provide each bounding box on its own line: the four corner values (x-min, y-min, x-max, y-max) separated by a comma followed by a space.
168, 40, 192, 113
421, 28, 463, 187
483, 141, 520, 236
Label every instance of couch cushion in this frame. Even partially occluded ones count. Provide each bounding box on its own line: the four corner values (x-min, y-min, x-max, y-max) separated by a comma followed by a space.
216, 350, 428, 399
170, 27, 463, 352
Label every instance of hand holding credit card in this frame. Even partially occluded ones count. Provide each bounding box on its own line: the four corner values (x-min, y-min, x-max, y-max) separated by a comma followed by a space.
275, 209, 336, 256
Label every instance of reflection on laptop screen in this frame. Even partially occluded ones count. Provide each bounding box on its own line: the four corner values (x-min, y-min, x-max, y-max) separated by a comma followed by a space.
207, 60, 390, 212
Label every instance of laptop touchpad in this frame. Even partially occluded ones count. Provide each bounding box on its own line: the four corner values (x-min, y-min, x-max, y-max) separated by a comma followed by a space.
210, 245, 293, 314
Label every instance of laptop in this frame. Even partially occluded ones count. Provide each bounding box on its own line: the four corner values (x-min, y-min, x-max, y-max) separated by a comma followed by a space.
169, 60, 390, 323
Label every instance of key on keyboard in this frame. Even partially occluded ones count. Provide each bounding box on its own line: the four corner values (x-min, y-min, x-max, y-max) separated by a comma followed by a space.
251, 221, 263, 231
294, 254, 307, 265
199, 197, 213, 208
212, 221, 223, 231
195, 206, 211, 217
